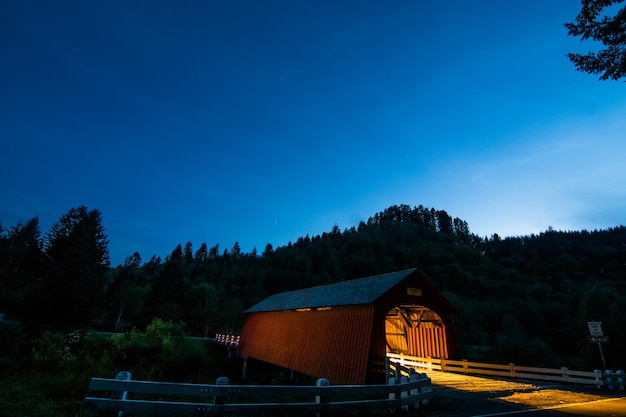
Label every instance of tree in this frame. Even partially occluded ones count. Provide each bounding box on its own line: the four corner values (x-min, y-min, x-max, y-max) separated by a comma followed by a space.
43, 206, 110, 329
262, 243, 273, 257
148, 250, 185, 321
194, 243, 209, 262
0, 217, 44, 318
565, 0, 626, 80
167, 244, 183, 263
183, 241, 193, 264
181, 282, 218, 336
105, 252, 147, 330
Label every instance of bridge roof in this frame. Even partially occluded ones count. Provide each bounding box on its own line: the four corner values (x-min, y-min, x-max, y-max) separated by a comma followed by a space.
244, 268, 417, 313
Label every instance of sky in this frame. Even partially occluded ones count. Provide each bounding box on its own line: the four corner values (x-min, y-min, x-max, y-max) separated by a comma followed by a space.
1, 1, 625, 266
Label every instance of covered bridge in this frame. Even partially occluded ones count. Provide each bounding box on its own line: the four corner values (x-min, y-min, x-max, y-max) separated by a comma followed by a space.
237, 268, 458, 384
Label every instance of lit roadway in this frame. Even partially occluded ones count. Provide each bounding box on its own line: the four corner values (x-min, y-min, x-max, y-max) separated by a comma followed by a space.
426, 370, 626, 417
472, 397, 626, 416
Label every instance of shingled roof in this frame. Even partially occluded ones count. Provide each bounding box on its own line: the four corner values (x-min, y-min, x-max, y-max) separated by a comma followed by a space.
244, 268, 417, 313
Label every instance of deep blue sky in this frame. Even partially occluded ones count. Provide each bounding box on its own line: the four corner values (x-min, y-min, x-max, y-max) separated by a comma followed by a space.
2, 1, 625, 266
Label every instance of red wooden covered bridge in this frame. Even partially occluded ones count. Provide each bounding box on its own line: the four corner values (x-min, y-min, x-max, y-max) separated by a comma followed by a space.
237, 268, 458, 384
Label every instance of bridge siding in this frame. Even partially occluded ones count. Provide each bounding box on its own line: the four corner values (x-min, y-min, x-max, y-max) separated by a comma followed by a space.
238, 304, 374, 384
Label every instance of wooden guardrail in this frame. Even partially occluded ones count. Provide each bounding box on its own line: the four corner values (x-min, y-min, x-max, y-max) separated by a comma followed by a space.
387, 353, 625, 390
85, 364, 432, 416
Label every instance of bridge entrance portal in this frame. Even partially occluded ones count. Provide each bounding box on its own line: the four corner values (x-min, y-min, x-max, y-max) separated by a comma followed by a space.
385, 305, 449, 358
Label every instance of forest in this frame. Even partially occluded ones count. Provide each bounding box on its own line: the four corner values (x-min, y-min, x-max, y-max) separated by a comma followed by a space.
1, 203, 625, 372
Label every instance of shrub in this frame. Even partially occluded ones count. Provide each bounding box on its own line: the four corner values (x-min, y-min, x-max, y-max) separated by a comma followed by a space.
110, 318, 218, 382
32, 331, 76, 372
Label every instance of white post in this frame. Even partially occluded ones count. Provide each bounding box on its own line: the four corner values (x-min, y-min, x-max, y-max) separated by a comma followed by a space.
114, 371, 131, 417
411, 373, 430, 407
316, 377, 330, 415
316, 378, 329, 402
388, 377, 399, 414
214, 376, 229, 405
594, 369, 603, 388
400, 376, 409, 411
615, 371, 624, 391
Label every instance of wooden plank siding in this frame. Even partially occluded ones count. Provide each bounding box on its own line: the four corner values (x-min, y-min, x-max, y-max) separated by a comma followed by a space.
386, 323, 448, 358
238, 305, 374, 384
407, 327, 448, 358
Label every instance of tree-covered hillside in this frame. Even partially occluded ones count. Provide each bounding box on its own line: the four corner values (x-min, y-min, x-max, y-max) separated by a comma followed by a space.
1, 204, 625, 370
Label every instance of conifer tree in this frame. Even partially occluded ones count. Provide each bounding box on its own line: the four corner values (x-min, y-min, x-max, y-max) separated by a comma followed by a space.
43, 206, 109, 329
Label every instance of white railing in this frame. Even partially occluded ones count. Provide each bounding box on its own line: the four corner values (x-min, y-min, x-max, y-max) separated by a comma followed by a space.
386, 353, 625, 390
215, 333, 240, 347
85, 366, 432, 416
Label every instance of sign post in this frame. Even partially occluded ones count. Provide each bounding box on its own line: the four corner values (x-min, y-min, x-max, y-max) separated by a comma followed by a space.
588, 321, 607, 370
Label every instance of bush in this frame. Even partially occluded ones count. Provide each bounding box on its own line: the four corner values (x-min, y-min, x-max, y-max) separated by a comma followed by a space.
111, 318, 219, 382
2, 321, 233, 417
32, 331, 77, 372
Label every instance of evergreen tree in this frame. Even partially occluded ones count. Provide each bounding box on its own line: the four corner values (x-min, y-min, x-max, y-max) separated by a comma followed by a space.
231, 241, 242, 258
183, 241, 193, 264
194, 243, 209, 262
43, 206, 110, 329
0, 217, 44, 319
262, 243, 274, 257
105, 252, 147, 330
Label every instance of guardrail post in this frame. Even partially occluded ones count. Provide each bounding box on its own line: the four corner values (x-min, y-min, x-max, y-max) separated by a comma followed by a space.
214, 376, 229, 405
509, 363, 516, 377
606, 370, 614, 390
561, 367, 570, 382
412, 372, 431, 407
388, 377, 400, 413
462, 359, 469, 374
315, 377, 329, 417
408, 373, 420, 408
615, 371, 624, 391
594, 369, 603, 388
400, 376, 409, 412
113, 371, 131, 417
392, 361, 400, 379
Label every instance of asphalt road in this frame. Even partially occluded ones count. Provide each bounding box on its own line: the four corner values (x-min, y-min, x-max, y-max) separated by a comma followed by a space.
523, 397, 626, 416
425, 370, 626, 417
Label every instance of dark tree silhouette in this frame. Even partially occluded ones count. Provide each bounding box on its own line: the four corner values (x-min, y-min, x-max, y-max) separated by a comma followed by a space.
43, 206, 110, 329
0, 217, 44, 319
565, 0, 626, 80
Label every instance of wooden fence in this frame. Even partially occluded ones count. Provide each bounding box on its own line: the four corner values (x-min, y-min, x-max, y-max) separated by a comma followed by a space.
386, 353, 625, 390
85, 363, 432, 416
